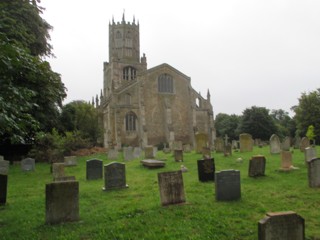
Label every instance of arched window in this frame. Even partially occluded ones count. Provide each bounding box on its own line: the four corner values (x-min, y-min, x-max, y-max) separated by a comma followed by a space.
158, 74, 173, 93
196, 97, 201, 108
116, 31, 122, 39
125, 111, 137, 131
123, 66, 137, 80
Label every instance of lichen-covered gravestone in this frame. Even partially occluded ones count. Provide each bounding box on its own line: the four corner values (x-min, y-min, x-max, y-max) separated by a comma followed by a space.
239, 133, 253, 152
248, 155, 266, 177
195, 133, 208, 154
158, 171, 186, 206
144, 146, 155, 159
258, 211, 305, 240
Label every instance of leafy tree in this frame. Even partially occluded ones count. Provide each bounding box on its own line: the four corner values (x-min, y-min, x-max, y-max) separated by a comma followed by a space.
293, 89, 320, 144
0, 1, 66, 144
215, 113, 241, 140
270, 109, 296, 138
238, 106, 277, 140
306, 125, 316, 145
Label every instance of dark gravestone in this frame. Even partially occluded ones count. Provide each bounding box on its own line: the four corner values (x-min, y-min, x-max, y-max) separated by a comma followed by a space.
45, 180, 79, 224
158, 171, 186, 206
103, 162, 128, 191
86, 159, 103, 180
174, 150, 183, 162
0, 174, 8, 205
249, 155, 266, 177
258, 211, 305, 240
197, 158, 215, 182
21, 158, 35, 171
54, 176, 76, 182
215, 170, 241, 201
307, 158, 320, 188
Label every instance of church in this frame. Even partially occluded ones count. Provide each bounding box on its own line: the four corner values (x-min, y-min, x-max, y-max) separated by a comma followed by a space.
98, 14, 215, 149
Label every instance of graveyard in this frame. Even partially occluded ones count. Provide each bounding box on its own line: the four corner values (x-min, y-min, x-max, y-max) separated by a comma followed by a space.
1, 145, 320, 240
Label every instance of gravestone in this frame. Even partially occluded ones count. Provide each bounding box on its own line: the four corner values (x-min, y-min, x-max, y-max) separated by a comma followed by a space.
0, 159, 10, 175
103, 162, 128, 190
202, 147, 211, 159
195, 133, 208, 153
293, 136, 301, 149
197, 158, 215, 182
21, 158, 35, 171
215, 170, 241, 201
123, 147, 134, 161
172, 141, 182, 150
86, 159, 103, 180
232, 140, 238, 149
239, 133, 253, 152
0, 174, 8, 205
214, 138, 224, 153
281, 136, 291, 151
45, 180, 79, 224
144, 146, 155, 159
307, 158, 320, 188
52, 163, 65, 180
64, 156, 77, 166
258, 211, 305, 240
300, 137, 310, 152
183, 144, 191, 153
270, 134, 281, 154
224, 143, 232, 156
280, 151, 293, 171
304, 147, 317, 163
249, 155, 266, 177
174, 150, 183, 162
133, 147, 142, 158
107, 149, 118, 160
141, 159, 165, 168
158, 171, 186, 206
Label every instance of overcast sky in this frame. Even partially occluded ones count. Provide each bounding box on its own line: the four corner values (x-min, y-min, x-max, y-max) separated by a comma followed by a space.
41, 0, 320, 117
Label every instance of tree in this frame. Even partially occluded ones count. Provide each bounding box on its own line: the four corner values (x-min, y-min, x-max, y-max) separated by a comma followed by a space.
215, 113, 241, 140
0, 1, 66, 144
238, 106, 277, 140
293, 89, 320, 144
270, 109, 296, 138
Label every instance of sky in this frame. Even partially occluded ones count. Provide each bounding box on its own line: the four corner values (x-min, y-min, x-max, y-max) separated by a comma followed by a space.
41, 0, 320, 117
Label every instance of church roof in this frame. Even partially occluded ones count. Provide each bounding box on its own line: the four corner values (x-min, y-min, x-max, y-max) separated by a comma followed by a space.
146, 63, 191, 82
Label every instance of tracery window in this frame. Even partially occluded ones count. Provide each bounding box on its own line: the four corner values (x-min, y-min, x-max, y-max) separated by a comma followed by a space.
123, 66, 137, 80
158, 74, 173, 93
125, 111, 137, 131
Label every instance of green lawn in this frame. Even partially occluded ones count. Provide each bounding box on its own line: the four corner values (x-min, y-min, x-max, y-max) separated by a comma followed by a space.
1, 146, 320, 240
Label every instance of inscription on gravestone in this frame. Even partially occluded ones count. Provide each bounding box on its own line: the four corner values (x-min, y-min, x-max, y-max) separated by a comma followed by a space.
197, 158, 215, 182
158, 171, 186, 206
258, 211, 305, 240
249, 155, 266, 177
103, 162, 128, 190
86, 159, 103, 180
215, 170, 241, 201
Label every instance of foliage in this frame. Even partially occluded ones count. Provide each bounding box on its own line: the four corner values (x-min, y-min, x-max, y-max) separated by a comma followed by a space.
215, 113, 241, 140
293, 89, 320, 144
60, 101, 102, 145
238, 106, 277, 140
0, 1, 66, 144
270, 109, 295, 138
306, 125, 316, 144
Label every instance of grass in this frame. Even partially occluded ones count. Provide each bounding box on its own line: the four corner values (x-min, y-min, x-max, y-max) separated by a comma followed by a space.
1, 146, 320, 240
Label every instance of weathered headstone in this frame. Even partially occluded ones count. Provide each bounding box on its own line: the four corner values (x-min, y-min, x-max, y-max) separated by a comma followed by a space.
21, 158, 35, 171
215, 170, 241, 201
45, 180, 79, 224
280, 151, 293, 171
224, 143, 232, 156
174, 150, 183, 162
52, 163, 65, 180
107, 149, 118, 160
0, 159, 10, 175
307, 158, 320, 188
172, 141, 183, 150
103, 162, 128, 190
304, 147, 317, 163
281, 136, 291, 151
270, 134, 281, 154
195, 133, 208, 153
202, 147, 211, 159
183, 144, 191, 153
0, 174, 8, 205
197, 158, 215, 182
64, 156, 77, 166
144, 146, 155, 159
86, 159, 103, 180
258, 211, 305, 240
214, 137, 224, 153
133, 147, 142, 158
123, 147, 134, 161
249, 155, 266, 177
300, 137, 310, 152
141, 159, 165, 168
158, 171, 186, 206
239, 133, 253, 152
232, 140, 238, 149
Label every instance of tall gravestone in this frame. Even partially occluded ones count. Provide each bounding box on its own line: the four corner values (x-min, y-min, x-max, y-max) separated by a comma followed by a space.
86, 159, 103, 180
249, 155, 266, 177
304, 147, 317, 163
158, 171, 186, 206
215, 170, 241, 201
307, 158, 320, 188
239, 133, 253, 152
258, 211, 305, 240
21, 158, 35, 171
144, 146, 155, 159
300, 137, 310, 152
103, 162, 128, 191
195, 133, 208, 154
45, 180, 79, 224
270, 134, 281, 154
174, 150, 183, 162
197, 158, 215, 182
0, 159, 9, 205
281, 136, 291, 151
